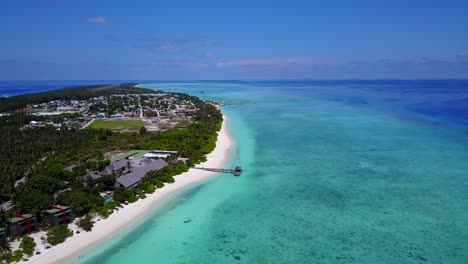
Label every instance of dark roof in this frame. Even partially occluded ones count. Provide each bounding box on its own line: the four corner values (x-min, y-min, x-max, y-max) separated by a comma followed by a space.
116, 159, 168, 188
143, 159, 168, 172
83, 172, 102, 181
101, 159, 128, 175
0, 201, 13, 211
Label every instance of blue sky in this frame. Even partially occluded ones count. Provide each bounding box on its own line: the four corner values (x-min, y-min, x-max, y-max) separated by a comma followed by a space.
1, 0, 467, 80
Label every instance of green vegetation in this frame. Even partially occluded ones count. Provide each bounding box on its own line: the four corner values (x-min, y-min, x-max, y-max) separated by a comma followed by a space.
20, 236, 36, 256
0, 239, 12, 262
76, 214, 94, 232
0, 248, 23, 264
46, 225, 73, 246
0, 83, 153, 113
0, 87, 222, 252
89, 119, 144, 130
56, 190, 103, 216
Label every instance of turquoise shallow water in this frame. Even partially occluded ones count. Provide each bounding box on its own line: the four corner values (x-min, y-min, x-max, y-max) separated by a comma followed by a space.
73, 81, 468, 264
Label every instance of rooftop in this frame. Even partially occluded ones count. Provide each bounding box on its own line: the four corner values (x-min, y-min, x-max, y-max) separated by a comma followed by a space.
109, 150, 139, 163
116, 159, 168, 188
83, 172, 102, 181
64, 165, 77, 172
10, 214, 36, 223
1, 201, 13, 211
101, 159, 129, 175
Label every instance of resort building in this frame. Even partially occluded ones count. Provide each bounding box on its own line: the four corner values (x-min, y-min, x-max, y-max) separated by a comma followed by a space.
100, 159, 129, 176
82, 172, 102, 181
115, 158, 168, 189
43, 205, 74, 226
9, 214, 38, 237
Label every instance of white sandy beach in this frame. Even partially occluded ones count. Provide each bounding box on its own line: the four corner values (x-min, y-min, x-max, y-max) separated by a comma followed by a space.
25, 113, 233, 264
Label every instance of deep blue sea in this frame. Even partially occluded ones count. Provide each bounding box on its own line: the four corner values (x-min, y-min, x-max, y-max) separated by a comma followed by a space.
2, 80, 468, 263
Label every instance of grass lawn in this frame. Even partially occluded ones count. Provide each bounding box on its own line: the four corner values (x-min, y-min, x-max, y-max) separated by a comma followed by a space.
89, 119, 144, 130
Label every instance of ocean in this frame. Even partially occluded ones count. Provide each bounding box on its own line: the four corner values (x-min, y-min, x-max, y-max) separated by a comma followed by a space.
2, 80, 468, 263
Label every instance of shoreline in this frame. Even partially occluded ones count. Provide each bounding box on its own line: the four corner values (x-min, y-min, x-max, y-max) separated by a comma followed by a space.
29, 112, 234, 264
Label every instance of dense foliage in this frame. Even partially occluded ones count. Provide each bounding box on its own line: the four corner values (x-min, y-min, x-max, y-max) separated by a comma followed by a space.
0, 249, 22, 264
76, 214, 94, 232
0, 83, 153, 112
19, 236, 36, 256
0, 240, 12, 262
46, 225, 73, 245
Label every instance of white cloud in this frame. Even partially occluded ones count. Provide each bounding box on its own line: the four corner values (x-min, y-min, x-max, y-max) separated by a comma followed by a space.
85, 16, 109, 25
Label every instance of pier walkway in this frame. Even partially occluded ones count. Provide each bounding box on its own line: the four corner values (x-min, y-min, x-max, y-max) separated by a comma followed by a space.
194, 166, 243, 176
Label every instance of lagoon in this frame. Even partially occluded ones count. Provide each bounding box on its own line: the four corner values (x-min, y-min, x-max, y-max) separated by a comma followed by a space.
72, 80, 468, 264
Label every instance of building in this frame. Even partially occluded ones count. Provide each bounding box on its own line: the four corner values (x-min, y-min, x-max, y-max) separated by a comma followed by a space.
1, 200, 13, 211
100, 159, 129, 176
114, 159, 168, 189
56, 106, 75, 111
9, 214, 38, 237
142, 150, 179, 159
64, 165, 77, 172
43, 205, 74, 226
0, 228, 6, 240
29, 121, 42, 128
82, 172, 102, 181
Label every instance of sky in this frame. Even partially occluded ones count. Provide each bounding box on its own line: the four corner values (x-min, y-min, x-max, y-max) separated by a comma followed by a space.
1, 0, 467, 80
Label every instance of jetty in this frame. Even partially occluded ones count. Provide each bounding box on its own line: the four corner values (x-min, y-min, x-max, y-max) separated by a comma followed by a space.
194, 166, 243, 176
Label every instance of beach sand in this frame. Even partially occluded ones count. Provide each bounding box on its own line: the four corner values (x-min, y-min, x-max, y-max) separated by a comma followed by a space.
27, 113, 233, 264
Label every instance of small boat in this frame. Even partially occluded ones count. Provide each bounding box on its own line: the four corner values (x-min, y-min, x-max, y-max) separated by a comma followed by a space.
184, 218, 192, 223
233, 166, 242, 176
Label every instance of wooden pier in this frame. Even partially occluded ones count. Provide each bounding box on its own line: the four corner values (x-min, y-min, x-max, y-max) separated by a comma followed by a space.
194, 166, 243, 176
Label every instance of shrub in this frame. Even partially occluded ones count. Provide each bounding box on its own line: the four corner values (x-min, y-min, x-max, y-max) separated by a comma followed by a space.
11, 250, 23, 263
127, 195, 138, 203
77, 214, 94, 232
20, 236, 36, 256
155, 180, 164, 189
98, 201, 119, 218
47, 225, 73, 245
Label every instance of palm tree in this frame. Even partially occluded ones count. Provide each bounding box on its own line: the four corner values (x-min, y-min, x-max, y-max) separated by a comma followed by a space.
0, 239, 12, 256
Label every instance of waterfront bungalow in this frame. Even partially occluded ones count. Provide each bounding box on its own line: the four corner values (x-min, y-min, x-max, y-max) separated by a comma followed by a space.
114, 159, 168, 189
100, 159, 129, 176
9, 214, 38, 237
0, 228, 6, 240
43, 206, 74, 226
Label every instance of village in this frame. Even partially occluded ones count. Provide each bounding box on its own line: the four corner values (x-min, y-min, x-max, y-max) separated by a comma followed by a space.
25, 92, 199, 132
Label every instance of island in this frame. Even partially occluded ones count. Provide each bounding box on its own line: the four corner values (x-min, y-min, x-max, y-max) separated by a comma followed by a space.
0, 83, 233, 263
